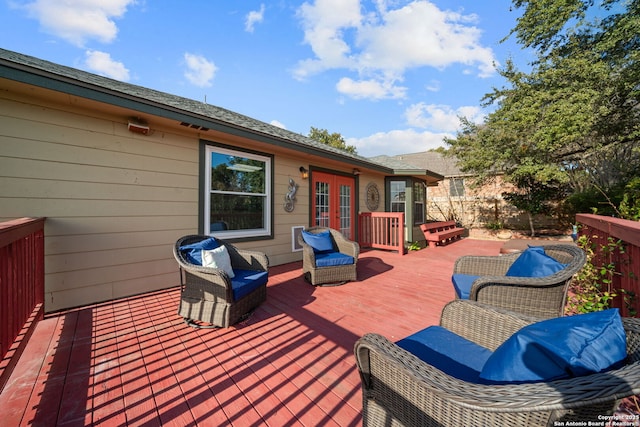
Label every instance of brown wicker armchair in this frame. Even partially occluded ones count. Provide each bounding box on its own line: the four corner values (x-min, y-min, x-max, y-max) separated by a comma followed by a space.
355, 300, 640, 427
173, 235, 269, 328
297, 227, 359, 286
452, 244, 586, 318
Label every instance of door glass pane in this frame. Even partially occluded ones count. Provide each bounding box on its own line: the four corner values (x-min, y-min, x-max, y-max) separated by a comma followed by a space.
339, 184, 351, 238
315, 181, 330, 227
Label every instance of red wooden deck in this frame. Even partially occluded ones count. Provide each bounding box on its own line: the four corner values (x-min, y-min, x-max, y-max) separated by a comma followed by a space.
1, 238, 504, 426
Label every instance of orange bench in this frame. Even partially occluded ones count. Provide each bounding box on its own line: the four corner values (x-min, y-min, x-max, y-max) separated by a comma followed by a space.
420, 221, 465, 248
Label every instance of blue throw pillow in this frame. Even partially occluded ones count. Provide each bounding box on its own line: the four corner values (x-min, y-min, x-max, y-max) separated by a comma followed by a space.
301, 230, 334, 253
397, 326, 493, 383
180, 237, 219, 265
479, 309, 627, 384
505, 246, 567, 277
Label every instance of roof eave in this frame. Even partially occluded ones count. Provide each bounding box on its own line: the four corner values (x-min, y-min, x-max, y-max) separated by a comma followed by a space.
0, 54, 395, 174
392, 169, 444, 180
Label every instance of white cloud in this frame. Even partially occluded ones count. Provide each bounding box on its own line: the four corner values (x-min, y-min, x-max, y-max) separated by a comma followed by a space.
425, 80, 441, 92
270, 120, 287, 129
245, 4, 265, 33
23, 0, 134, 46
183, 53, 217, 88
405, 103, 485, 132
336, 77, 406, 100
84, 50, 130, 81
347, 128, 452, 157
356, 2, 496, 76
347, 102, 487, 157
293, 0, 362, 79
295, 0, 497, 98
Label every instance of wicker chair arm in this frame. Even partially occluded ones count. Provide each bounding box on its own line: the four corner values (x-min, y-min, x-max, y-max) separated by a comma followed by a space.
298, 237, 318, 265
224, 243, 269, 271
333, 237, 359, 259
439, 300, 538, 351
453, 253, 519, 276
469, 274, 573, 297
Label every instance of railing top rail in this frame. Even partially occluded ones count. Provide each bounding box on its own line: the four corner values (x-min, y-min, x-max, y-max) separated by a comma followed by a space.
576, 213, 640, 247
0, 217, 46, 248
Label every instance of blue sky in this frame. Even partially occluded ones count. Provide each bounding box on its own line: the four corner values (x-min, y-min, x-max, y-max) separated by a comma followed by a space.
0, 0, 532, 157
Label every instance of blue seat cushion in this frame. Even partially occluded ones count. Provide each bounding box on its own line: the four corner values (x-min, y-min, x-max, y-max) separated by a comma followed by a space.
231, 269, 268, 300
180, 237, 219, 265
301, 230, 335, 253
397, 326, 493, 383
451, 274, 480, 299
315, 252, 354, 267
479, 308, 627, 384
505, 246, 567, 277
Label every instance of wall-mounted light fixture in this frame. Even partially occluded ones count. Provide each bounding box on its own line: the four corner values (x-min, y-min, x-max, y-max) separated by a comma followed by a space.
352, 168, 361, 176
299, 166, 309, 180
127, 118, 150, 135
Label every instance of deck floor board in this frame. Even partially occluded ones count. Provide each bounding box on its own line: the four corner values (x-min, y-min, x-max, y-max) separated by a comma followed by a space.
1, 239, 504, 426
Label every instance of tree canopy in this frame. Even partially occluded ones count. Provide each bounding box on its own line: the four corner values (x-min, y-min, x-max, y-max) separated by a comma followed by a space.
445, 0, 640, 222
308, 127, 357, 154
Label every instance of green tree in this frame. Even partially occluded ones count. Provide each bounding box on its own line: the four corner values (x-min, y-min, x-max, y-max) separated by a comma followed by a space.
308, 127, 357, 154
446, 0, 640, 222
502, 162, 568, 236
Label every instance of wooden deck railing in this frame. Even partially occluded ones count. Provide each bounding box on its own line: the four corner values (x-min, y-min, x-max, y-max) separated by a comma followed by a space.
576, 214, 640, 317
0, 217, 45, 392
359, 212, 405, 255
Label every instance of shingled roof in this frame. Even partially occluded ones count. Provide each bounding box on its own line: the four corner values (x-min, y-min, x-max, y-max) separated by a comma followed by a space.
368, 155, 443, 180
0, 48, 440, 181
384, 151, 469, 177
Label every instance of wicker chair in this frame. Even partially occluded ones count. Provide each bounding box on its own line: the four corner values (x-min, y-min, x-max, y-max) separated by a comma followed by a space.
355, 300, 640, 426
297, 227, 359, 286
452, 244, 586, 318
173, 235, 269, 328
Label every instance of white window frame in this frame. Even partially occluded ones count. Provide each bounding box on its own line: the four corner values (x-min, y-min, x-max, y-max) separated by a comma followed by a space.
204, 144, 272, 239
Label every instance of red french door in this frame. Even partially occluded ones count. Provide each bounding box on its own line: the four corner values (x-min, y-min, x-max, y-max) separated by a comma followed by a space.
311, 171, 356, 239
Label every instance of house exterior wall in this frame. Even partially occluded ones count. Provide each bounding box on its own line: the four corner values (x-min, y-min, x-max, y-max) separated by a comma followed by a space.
0, 79, 385, 312
426, 176, 561, 230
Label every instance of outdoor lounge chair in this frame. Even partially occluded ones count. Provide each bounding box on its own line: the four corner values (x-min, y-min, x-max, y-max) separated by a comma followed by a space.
354, 300, 640, 426
173, 235, 269, 328
451, 244, 586, 318
297, 227, 359, 286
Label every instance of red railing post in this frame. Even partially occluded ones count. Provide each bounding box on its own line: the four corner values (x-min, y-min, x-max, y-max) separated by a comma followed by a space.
0, 217, 45, 392
358, 212, 405, 255
576, 214, 640, 317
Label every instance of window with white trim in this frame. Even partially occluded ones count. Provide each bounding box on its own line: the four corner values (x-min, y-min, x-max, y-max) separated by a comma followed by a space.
203, 144, 272, 238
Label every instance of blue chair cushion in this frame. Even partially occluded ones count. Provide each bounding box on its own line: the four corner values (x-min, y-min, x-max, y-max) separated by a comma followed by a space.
451, 274, 480, 299
315, 252, 354, 267
397, 326, 493, 383
301, 230, 335, 253
505, 246, 567, 277
231, 269, 268, 300
479, 308, 627, 384
180, 237, 219, 265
